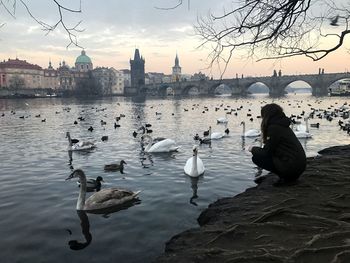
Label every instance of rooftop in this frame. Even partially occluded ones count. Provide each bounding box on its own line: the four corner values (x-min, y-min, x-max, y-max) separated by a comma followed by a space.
0, 58, 42, 70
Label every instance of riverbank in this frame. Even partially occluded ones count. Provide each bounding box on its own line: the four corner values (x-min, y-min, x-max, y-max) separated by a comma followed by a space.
156, 145, 350, 263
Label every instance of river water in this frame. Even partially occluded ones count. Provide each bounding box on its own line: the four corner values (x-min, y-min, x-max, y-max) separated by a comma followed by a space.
0, 94, 349, 263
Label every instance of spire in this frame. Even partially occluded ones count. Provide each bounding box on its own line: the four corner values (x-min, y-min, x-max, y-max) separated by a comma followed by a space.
175, 53, 179, 67
48, 58, 53, 69
134, 48, 141, 60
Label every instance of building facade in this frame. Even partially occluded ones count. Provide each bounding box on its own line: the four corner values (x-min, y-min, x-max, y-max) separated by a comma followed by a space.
43, 61, 60, 90
0, 59, 44, 89
57, 61, 76, 91
120, 69, 131, 87
110, 68, 125, 95
92, 67, 125, 95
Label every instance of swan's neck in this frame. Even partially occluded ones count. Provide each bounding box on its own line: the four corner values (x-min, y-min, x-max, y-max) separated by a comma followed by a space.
191, 152, 198, 176
305, 118, 309, 133
67, 133, 72, 146
242, 122, 245, 136
77, 174, 87, 210
144, 137, 153, 152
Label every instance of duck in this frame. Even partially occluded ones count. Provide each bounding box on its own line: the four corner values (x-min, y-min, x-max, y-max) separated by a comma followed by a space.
142, 135, 180, 153
78, 176, 104, 191
240, 121, 261, 137
193, 133, 200, 140
203, 127, 210, 137
66, 132, 96, 151
199, 126, 212, 144
104, 160, 127, 173
66, 169, 140, 211
101, 135, 108, 141
199, 137, 211, 145
310, 123, 320, 128
184, 146, 205, 177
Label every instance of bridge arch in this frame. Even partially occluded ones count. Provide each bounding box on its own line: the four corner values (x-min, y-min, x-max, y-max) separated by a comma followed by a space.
208, 83, 231, 95
182, 84, 200, 96
284, 80, 312, 94
247, 82, 269, 94
154, 84, 172, 96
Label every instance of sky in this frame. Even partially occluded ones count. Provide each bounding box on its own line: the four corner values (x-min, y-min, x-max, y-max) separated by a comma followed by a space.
1, 0, 350, 78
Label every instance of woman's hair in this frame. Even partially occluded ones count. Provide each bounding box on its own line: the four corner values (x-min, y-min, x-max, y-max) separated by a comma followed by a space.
260, 103, 284, 143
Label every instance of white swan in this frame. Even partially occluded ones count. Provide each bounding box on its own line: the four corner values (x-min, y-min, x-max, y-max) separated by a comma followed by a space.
66, 169, 140, 211
66, 132, 96, 151
211, 130, 225, 139
294, 117, 312, 139
217, 112, 229, 124
142, 134, 180, 153
184, 146, 205, 177
240, 121, 261, 137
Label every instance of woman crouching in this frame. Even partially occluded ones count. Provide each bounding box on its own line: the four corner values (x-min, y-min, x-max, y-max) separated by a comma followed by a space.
248, 103, 306, 185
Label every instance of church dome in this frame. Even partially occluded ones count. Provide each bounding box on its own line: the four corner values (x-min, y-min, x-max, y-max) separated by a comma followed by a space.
75, 50, 92, 64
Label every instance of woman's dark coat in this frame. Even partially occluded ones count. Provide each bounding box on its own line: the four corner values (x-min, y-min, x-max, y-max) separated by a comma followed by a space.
251, 115, 306, 179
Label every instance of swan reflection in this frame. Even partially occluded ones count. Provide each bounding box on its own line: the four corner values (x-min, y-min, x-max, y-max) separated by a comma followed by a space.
67, 200, 141, 250
140, 152, 154, 168
241, 137, 246, 151
68, 210, 91, 250
189, 177, 199, 206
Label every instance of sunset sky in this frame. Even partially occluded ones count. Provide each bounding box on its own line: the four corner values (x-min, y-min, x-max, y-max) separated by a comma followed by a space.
1, 0, 350, 78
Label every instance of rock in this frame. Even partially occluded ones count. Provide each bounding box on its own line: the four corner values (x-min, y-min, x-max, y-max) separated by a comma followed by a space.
156, 145, 350, 262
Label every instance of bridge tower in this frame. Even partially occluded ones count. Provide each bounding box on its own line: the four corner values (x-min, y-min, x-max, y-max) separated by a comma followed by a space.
172, 53, 181, 82
129, 48, 145, 95
269, 71, 285, 97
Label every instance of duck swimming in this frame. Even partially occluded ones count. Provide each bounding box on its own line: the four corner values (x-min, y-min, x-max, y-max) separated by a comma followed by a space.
78, 176, 104, 192
66, 169, 140, 211
104, 160, 127, 173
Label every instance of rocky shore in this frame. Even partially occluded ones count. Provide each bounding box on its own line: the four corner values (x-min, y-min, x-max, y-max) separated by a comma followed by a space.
156, 145, 350, 263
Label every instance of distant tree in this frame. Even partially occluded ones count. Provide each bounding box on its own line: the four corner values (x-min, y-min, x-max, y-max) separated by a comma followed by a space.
74, 73, 102, 97
9, 75, 25, 89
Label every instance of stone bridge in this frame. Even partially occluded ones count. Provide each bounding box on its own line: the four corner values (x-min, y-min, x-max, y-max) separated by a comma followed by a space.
143, 72, 350, 97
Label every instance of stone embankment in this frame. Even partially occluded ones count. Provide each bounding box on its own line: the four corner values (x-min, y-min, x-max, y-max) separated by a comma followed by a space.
157, 145, 350, 263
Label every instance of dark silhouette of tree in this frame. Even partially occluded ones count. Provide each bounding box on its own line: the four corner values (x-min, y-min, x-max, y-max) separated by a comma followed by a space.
194, 0, 350, 71
74, 73, 102, 97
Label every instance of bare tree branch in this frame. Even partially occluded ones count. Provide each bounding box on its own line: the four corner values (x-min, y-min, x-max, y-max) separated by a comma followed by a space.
0, 0, 84, 48
154, 0, 190, 10
194, 0, 350, 74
